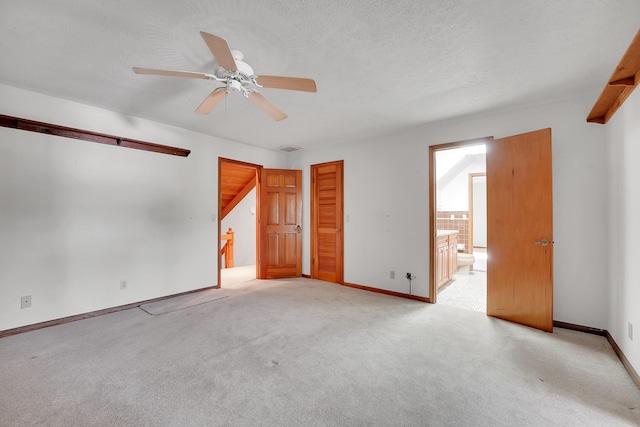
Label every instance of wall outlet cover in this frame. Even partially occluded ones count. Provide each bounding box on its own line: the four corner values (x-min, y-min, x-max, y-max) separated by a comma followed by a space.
20, 295, 32, 309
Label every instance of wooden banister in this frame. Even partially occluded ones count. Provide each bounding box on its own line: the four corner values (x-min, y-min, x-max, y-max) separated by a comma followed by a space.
220, 227, 234, 268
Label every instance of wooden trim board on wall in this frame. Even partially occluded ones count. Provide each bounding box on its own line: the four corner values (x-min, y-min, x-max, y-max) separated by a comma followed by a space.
587, 29, 640, 124
0, 114, 191, 157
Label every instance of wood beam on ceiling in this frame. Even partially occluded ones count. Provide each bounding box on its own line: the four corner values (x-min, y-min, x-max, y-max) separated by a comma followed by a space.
587, 29, 640, 124
608, 77, 636, 86
0, 114, 191, 157
220, 176, 256, 221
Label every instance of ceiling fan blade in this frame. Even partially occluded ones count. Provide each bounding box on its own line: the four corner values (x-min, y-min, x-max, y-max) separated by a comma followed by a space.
247, 92, 287, 121
132, 67, 211, 80
254, 75, 317, 92
195, 89, 228, 114
200, 31, 237, 72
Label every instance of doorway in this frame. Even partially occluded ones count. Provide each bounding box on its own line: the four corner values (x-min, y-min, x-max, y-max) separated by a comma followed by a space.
429, 129, 554, 332
218, 160, 305, 285
431, 142, 488, 312
218, 158, 261, 287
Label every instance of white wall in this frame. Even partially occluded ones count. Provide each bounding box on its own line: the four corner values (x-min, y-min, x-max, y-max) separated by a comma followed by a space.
606, 88, 640, 374
437, 154, 486, 211
0, 84, 285, 331
221, 187, 256, 267
288, 93, 609, 329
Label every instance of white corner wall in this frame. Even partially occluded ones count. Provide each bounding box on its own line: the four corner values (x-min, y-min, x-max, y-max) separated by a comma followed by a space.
0, 84, 285, 331
288, 93, 609, 329
437, 154, 486, 211
606, 88, 640, 374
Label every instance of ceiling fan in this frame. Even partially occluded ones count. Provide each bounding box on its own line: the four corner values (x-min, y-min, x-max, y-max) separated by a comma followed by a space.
133, 31, 317, 121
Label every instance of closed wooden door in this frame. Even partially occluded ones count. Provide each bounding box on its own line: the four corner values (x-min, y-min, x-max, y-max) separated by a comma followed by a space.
258, 169, 302, 279
486, 128, 553, 332
311, 161, 344, 283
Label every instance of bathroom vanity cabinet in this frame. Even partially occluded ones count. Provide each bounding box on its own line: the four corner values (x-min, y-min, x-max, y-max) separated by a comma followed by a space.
435, 230, 458, 290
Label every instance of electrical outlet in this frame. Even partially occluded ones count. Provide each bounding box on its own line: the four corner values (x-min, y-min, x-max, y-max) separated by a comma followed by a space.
120, 280, 128, 290
390, 270, 395, 279
629, 323, 634, 341
20, 295, 31, 309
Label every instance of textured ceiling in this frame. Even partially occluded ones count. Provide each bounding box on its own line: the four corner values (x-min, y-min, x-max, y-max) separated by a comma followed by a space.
1, 1, 639, 151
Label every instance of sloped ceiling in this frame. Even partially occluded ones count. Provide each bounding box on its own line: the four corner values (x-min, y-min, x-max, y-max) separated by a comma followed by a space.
1, 1, 639, 151
220, 162, 256, 219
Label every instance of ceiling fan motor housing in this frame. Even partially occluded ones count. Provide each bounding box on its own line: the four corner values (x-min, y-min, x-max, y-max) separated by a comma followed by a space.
215, 50, 256, 93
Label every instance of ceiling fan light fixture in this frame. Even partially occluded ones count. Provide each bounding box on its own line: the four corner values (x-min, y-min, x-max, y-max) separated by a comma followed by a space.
227, 79, 243, 92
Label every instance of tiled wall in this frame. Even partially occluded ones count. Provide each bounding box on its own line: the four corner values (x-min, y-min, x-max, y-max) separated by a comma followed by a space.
436, 211, 470, 253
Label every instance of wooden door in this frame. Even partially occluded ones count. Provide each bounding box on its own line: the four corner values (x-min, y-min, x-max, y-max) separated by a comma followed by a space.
311, 161, 344, 283
258, 169, 302, 279
486, 128, 553, 332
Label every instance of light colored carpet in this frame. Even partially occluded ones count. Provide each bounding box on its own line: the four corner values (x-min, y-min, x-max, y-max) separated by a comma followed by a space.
1, 278, 639, 426
221, 264, 256, 285
140, 292, 230, 315
438, 270, 487, 313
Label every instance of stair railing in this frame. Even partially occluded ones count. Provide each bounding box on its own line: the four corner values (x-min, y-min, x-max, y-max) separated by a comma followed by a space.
220, 227, 234, 268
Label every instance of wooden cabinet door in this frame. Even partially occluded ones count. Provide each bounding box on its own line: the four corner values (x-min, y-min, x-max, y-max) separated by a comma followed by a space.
258, 169, 302, 279
311, 161, 344, 284
436, 236, 449, 289
486, 128, 553, 332
448, 235, 458, 279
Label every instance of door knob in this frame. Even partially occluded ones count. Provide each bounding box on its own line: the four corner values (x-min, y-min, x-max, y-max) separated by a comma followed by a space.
335, 228, 341, 232
534, 239, 550, 246
295, 225, 302, 233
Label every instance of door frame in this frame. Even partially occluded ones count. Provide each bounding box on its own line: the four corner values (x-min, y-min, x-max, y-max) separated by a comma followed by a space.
467, 172, 487, 253
217, 157, 263, 287
429, 137, 493, 303
310, 160, 344, 284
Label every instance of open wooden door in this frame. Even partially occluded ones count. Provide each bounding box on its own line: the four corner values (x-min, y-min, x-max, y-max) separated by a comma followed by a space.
311, 161, 344, 283
258, 169, 302, 279
486, 128, 553, 332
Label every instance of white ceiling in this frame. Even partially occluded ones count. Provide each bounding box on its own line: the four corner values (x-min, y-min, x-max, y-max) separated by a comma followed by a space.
1, 1, 639, 151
